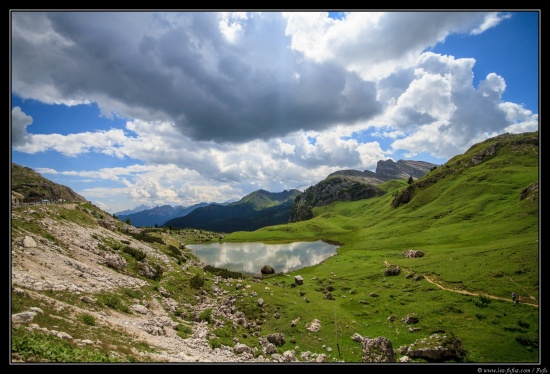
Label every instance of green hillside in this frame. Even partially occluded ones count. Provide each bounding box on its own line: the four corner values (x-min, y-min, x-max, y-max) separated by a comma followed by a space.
237, 189, 300, 208
224, 131, 540, 362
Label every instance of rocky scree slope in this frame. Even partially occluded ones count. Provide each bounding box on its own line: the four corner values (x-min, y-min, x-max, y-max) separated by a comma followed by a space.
10, 203, 334, 363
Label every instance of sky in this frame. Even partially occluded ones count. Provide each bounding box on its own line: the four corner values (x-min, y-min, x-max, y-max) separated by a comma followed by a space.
10, 10, 539, 214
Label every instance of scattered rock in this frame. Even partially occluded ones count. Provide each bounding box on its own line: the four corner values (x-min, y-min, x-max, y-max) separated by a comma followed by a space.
403, 250, 424, 258
361, 336, 396, 363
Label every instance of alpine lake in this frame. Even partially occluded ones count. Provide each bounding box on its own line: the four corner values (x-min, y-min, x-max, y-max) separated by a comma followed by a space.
186, 240, 340, 276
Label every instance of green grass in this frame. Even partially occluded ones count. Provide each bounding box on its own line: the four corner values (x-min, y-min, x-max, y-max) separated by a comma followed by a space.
12, 327, 128, 363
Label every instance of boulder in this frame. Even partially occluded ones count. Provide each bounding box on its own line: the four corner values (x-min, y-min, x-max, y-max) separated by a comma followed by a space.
261, 265, 275, 275
403, 249, 424, 258
361, 336, 396, 363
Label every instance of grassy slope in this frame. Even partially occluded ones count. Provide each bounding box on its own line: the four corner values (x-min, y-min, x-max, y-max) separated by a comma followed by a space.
224, 132, 539, 362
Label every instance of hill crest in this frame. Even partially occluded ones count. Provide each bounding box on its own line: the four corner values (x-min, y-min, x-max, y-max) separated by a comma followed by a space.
11, 163, 88, 204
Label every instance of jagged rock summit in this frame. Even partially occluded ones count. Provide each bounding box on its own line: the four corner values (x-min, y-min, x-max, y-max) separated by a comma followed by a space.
328, 159, 437, 182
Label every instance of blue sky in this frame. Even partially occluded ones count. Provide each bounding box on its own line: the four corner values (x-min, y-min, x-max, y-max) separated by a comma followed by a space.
11, 11, 539, 214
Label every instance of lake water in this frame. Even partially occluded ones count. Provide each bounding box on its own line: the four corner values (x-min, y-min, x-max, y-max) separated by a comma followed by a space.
187, 240, 339, 275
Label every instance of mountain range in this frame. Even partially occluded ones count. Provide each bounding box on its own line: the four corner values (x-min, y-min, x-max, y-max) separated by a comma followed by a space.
116, 203, 211, 228
163, 189, 302, 232
110, 159, 437, 232
10, 158, 438, 233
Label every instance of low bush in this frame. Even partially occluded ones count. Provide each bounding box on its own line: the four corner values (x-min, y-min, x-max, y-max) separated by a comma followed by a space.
122, 246, 146, 261
190, 274, 205, 289
199, 308, 212, 323
80, 313, 96, 326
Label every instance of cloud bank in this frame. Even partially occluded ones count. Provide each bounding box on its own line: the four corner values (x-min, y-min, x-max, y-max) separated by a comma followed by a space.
11, 11, 538, 212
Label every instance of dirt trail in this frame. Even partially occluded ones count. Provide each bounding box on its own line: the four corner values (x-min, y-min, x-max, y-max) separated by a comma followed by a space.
423, 276, 538, 308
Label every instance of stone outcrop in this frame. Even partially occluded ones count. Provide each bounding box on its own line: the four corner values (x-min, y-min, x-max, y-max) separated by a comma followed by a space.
375, 159, 436, 181
104, 252, 127, 271
361, 336, 396, 363
138, 261, 162, 279
290, 159, 437, 223
384, 264, 401, 276
289, 176, 386, 222
266, 333, 286, 347
398, 333, 465, 362
520, 181, 539, 201
391, 185, 414, 208
402, 314, 419, 324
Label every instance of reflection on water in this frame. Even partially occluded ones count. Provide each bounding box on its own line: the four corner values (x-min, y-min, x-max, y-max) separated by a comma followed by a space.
187, 240, 339, 275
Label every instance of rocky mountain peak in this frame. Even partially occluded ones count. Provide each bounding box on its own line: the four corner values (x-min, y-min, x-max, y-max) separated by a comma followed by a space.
290, 159, 438, 223
374, 159, 437, 181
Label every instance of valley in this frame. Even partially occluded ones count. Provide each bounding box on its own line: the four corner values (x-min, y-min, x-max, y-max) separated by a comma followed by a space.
10, 131, 540, 364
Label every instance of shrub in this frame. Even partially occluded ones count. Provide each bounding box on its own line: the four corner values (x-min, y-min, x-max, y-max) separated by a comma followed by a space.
448, 306, 463, 314
190, 274, 205, 289
178, 324, 192, 334
208, 338, 222, 349
122, 287, 143, 299
80, 313, 96, 326
122, 246, 146, 261
199, 308, 212, 324
518, 320, 530, 329
98, 294, 129, 313
204, 265, 243, 279
473, 295, 492, 307
150, 263, 164, 281
503, 325, 525, 333
515, 334, 538, 349
167, 245, 181, 257
127, 232, 164, 244
176, 324, 193, 339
